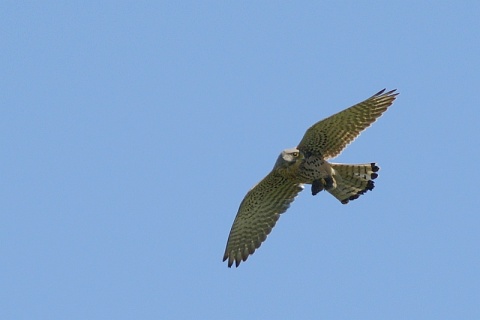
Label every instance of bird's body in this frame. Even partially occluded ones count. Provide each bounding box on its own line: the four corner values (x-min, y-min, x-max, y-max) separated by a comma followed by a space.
223, 89, 398, 267
297, 154, 335, 186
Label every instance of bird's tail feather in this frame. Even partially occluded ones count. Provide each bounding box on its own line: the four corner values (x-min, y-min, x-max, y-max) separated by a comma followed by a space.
329, 163, 379, 204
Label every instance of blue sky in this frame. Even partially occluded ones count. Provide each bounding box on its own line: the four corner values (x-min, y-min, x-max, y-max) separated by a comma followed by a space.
2, 2, 479, 319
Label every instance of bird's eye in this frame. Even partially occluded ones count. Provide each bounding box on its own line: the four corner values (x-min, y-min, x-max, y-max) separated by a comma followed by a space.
292, 152, 299, 157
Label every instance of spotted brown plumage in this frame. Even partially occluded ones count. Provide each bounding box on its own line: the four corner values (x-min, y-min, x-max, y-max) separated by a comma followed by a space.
223, 168, 304, 267
297, 89, 398, 160
223, 89, 398, 267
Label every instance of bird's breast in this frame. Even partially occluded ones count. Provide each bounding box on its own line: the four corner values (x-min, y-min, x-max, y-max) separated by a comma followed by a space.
297, 156, 334, 183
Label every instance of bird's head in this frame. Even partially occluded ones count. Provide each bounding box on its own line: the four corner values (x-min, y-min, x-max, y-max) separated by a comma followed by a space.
273, 148, 303, 170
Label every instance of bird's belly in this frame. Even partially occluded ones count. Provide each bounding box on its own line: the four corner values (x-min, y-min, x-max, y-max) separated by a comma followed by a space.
297, 156, 334, 183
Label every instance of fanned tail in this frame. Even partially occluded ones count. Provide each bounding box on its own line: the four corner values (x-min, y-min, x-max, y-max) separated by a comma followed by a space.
328, 163, 379, 204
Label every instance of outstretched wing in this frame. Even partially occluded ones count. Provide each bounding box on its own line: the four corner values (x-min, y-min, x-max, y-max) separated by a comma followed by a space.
297, 89, 398, 160
223, 171, 304, 268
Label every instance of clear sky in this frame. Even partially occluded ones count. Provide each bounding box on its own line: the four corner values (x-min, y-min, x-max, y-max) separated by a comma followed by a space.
2, 2, 479, 319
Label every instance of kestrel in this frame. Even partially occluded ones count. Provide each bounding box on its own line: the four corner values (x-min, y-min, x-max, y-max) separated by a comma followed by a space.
223, 89, 398, 268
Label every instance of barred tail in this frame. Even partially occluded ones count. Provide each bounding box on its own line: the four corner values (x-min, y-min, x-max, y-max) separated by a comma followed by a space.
329, 163, 379, 204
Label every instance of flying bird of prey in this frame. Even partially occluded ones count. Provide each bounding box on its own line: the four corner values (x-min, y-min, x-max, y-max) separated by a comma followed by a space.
223, 89, 398, 268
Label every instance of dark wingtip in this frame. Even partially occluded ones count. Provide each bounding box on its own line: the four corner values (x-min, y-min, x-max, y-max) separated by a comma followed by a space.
385, 88, 399, 96
225, 257, 233, 268
223, 252, 235, 268
373, 88, 399, 100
